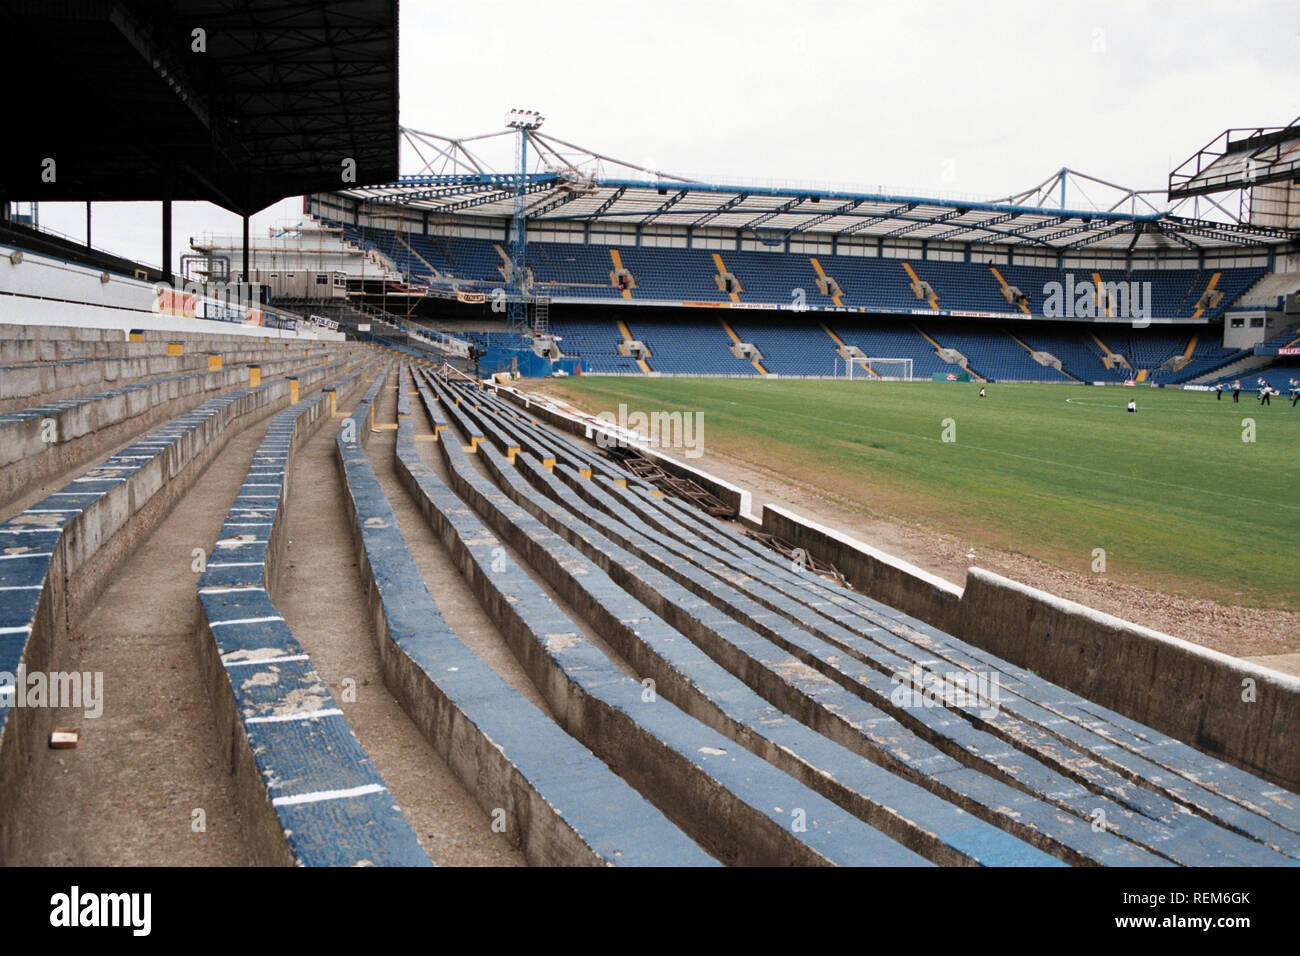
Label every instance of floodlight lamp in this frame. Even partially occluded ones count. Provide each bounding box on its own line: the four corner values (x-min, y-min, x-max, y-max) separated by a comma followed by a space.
506, 108, 545, 130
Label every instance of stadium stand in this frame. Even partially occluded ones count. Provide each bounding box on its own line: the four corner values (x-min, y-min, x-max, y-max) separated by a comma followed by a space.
309, 218, 1300, 386
327, 221, 1267, 319
623, 317, 758, 375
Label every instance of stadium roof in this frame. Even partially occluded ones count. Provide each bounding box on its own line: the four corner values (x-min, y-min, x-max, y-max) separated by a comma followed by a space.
1169, 116, 1300, 199
0, 0, 399, 215
329, 126, 1297, 253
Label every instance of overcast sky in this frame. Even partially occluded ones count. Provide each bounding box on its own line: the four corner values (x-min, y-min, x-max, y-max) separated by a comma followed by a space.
25, 0, 1299, 270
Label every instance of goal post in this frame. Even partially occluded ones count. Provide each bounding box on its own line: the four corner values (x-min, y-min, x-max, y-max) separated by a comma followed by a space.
837, 356, 913, 380
866, 357, 913, 381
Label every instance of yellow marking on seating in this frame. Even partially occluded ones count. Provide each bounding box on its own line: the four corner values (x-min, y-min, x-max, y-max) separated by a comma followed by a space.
167, 343, 183, 356
249, 366, 261, 387
372, 423, 398, 431
1007, 332, 1037, 355
809, 257, 844, 307
1182, 333, 1199, 361
902, 262, 938, 309
579, 468, 592, 480
615, 479, 627, 487
413, 434, 439, 442
208, 354, 223, 370
507, 447, 520, 462
1135, 368, 1148, 382
651, 490, 663, 498
989, 265, 1030, 314
712, 252, 740, 302
609, 248, 634, 299
128, 331, 144, 342
721, 319, 768, 375
616, 318, 652, 373
915, 325, 944, 350
289, 379, 299, 404
1091, 332, 1118, 359
542, 457, 556, 470
1192, 272, 1221, 319
1090, 272, 1113, 317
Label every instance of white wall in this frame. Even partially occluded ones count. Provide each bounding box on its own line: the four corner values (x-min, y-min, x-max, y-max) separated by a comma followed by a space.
0, 243, 341, 341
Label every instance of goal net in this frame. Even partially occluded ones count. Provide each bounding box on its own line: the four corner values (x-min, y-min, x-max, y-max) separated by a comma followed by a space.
837, 356, 913, 381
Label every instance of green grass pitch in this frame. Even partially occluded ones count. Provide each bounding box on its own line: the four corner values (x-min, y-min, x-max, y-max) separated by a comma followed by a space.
541, 377, 1300, 611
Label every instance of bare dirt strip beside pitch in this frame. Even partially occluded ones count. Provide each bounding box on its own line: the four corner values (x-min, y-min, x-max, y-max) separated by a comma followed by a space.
684, 445, 1300, 663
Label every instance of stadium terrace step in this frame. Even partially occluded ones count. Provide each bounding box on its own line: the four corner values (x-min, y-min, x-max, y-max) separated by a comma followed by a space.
422, 375, 486, 451
486, 448, 1191, 864
0, 343, 352, 413
193, 361, 430, 866
575, 478, 1298, 863
421, 387, 1159, 865
436, 375, 656, 490
402, 377, 962, 865
456, 388, 1297, 864
0, 357, 355, 861
428, 451, 1058, 864
0, 350, 366, 512
335, 366, 716, 866
0, 329, 338, 366
608, 479, 1300, 851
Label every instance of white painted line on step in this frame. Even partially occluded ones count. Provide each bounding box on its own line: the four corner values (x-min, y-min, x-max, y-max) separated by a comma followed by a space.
224, 654, 310, 669
246, 708, 343, 725
271, 783, 385, 807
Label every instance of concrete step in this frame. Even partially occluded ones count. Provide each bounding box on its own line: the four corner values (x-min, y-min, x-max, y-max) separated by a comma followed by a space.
335, 364, 717, 867
0, 356, 359, 861
0, 349, 372, 511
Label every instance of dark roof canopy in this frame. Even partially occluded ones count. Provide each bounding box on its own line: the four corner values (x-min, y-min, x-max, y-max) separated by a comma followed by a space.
0, 0, 398, 214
